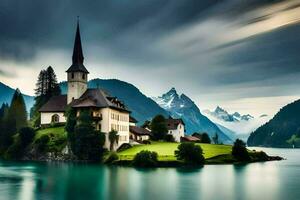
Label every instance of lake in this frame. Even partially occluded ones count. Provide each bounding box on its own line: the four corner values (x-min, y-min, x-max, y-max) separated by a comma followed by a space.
0, 148, 299, 200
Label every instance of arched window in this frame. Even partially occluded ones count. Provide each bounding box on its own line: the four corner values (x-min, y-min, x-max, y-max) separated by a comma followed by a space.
51, 114, 60, 123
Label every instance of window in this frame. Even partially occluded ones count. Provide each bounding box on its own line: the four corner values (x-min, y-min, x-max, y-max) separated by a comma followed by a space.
51, 114, 59, 123
71, 73, 74, 79
82, 73, 85, 80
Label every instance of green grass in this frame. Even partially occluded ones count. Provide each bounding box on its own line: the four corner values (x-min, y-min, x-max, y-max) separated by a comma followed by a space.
34, 126, 67, 152
118, 142, 232, 161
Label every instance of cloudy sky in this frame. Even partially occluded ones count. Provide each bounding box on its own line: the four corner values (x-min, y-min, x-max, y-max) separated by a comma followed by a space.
1, 0, 300, 117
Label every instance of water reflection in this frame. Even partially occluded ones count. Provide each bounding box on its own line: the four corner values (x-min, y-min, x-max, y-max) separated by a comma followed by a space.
0, 149, 300, 200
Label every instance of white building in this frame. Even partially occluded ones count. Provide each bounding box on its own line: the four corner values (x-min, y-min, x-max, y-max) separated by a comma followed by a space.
39, 21, 130, 150
166, 117, 185, 142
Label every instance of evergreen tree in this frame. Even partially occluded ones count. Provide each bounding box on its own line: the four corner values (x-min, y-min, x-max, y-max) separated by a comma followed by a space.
109, 130, 119, 151
232, 139, 250, 161
7, 89, 28, 131
71, 109, 105, 160
1, 89, 27, 149
45, 66, 61, 98
65, 106, 77, 153
201, 133, 211, 144
212, 133, 219, 144
151, 115, 168, 140
31, 66, 61, 126
0, 103, 9, 120
0, 103, 9, 150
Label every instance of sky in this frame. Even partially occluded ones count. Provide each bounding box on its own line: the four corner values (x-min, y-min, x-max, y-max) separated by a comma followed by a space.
1, 0, 300, 117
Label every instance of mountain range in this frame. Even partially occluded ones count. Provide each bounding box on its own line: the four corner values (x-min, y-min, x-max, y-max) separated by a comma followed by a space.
204, 106, 254, 122
203, 106, 269, 141
152, 88, 233, 143
60, 79, 169, 126
0, 80, 233, 143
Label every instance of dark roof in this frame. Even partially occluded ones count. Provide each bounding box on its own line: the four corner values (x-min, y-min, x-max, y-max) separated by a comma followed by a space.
66, 20, 89, 74
181, 136, 200, 142
71, 89, 130, 113
129, 116, 138, 123
39, 95, 67, 112
166, 118, 185, 130
130, 126, 152, 136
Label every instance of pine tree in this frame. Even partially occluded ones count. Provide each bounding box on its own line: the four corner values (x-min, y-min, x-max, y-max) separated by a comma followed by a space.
151, 115, 168, 140
1, 89, 27, 149
7, 89, 28, 131
31, 66, 61, 126
71, 109, 105, 160
0, 103, 9, 120
45, 66, 61, 98
0, 103, 10, 150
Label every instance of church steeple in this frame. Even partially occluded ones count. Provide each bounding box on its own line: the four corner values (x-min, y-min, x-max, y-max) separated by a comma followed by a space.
66, 18, 89, 104
72, 20, 84, 65
66, 18, 89, 74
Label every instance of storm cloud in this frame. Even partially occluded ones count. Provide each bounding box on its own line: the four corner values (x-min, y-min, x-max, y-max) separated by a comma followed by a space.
1, 0, 300, 116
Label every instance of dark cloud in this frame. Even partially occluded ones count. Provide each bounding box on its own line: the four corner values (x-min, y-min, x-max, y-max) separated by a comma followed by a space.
0, 0, 299, 105
0, 0, 222, 61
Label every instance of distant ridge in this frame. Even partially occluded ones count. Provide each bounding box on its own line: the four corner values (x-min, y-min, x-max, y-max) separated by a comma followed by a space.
0, 82, 34, 113
248, 99, 300, 147
152, 88, 233, 144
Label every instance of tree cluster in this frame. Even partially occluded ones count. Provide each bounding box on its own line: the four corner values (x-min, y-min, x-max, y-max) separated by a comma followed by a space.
30, 66, 61, 126
232, 139, 250, 161
192, 132, 211, 143
175, 142, 205, 165
0, 89, 28, 152
65, 108, 106, 161
132, 150, 158, 167
150, 115, 168, 141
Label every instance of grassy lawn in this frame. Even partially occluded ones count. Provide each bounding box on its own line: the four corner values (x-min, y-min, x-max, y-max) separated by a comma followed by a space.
118, 142, 232, 161
34, 126, 67, 152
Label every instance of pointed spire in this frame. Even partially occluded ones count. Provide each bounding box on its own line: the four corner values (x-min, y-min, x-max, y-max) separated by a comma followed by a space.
72, 17, 84, 65
66, 17, 89, 74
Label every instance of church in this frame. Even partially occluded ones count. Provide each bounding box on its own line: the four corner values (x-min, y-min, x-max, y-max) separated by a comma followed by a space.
39, 21, 131, 150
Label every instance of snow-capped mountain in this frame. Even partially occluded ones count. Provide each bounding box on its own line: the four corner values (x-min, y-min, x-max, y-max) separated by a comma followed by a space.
204, 106, 254, 122
152, 88, 234, 144
203, 107, 270, 141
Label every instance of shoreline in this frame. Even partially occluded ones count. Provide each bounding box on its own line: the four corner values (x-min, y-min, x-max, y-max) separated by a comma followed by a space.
0, 153, 284, 168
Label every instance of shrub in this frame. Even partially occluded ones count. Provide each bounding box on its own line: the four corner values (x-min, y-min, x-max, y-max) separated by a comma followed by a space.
232, 139, 250, 161
201, 133, 211, 144
175, 142, 205, 165
19, 127, 35, 147
5, 141, 23, 160
254, 151, 269, 161
142, 140, 151, 145
132, 150, 158, 167
36, 134, 50, 152
109, 130, 119, 151
105, 152, 119, 164
164, 134, 175, 142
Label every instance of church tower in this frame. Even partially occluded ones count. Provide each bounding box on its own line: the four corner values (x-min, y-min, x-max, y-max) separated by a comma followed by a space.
66, 20, 89, 104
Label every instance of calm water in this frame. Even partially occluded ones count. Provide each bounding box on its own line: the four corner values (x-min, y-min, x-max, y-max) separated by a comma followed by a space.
0, 148, 299, 200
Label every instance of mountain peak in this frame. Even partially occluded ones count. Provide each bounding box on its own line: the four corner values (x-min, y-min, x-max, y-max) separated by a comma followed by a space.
215, 106, 226, 113
165, 87, 178, 96
206, 106, 254, 122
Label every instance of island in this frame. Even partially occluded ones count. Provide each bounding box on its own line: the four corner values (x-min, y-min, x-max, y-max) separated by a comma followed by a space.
0, 20, 282, 167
